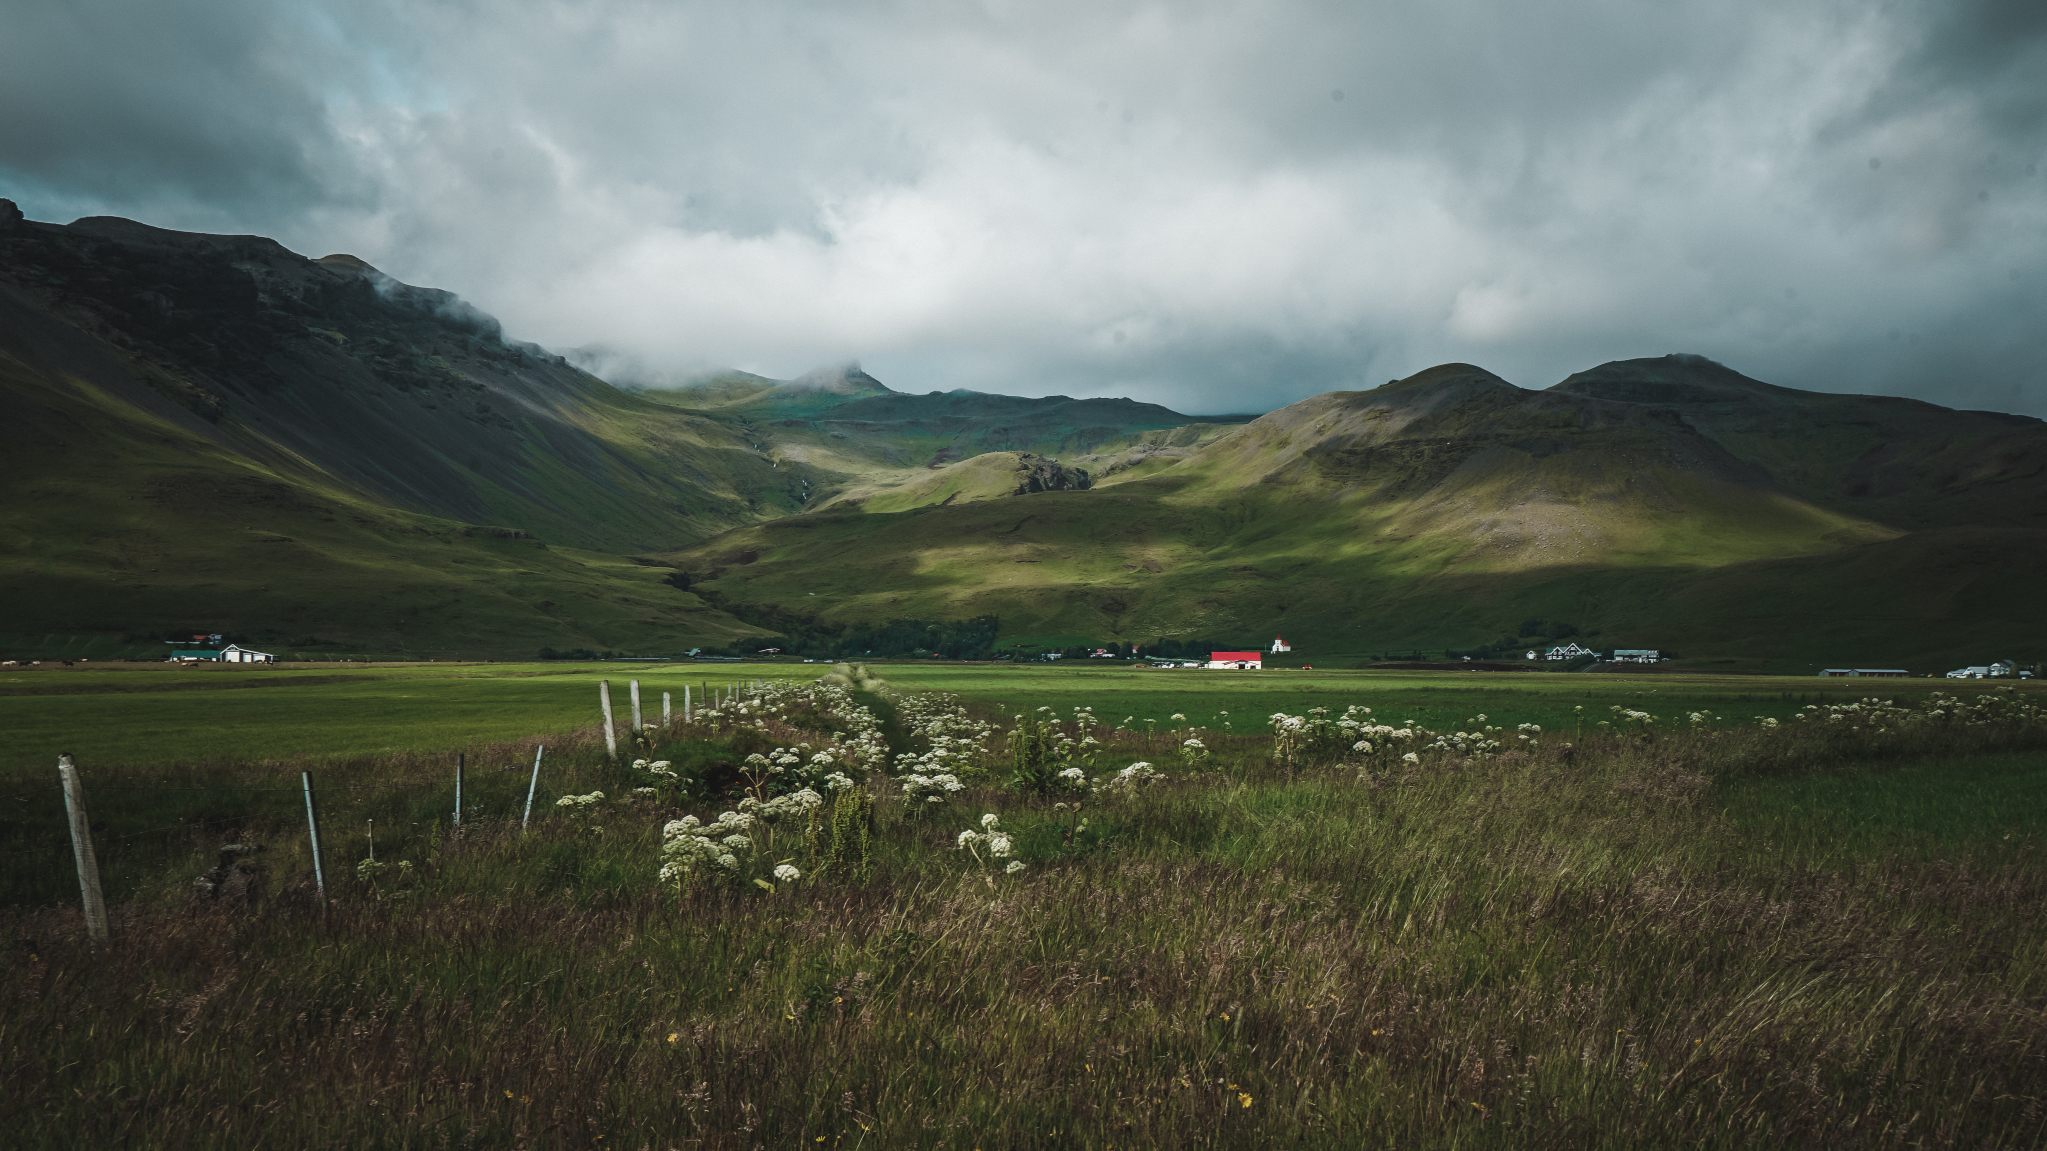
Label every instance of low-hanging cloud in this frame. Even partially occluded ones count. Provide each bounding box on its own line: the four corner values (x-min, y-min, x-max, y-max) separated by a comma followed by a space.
3, 0, 2043, 415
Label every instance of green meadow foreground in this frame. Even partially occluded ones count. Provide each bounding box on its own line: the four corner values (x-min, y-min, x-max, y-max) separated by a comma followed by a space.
3, 667, 2044, 1148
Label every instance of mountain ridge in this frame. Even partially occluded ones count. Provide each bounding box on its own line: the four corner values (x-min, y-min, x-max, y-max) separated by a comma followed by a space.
5, 202, 2043, 667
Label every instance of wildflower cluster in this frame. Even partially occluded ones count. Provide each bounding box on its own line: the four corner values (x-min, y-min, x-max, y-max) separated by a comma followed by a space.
900, 771, 965, 810
686, 680, 888, 773
658, 796, 816, 894
1008, 706, 1107, 794
555, 790, 606, 833
1093, 761, 1167, 795
1420, 725, 1506, 759
1272, 706, 1389, 768
658, 812, 752, 886
1341, 706, 1426, 761
1609, 706, 1656, 729
631, 758, 682, 800
893, 692, 1000, 777
956, 813, 1026, 879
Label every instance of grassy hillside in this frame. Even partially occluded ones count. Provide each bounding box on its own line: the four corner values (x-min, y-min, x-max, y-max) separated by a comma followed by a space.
656, 360, 2047, 672
0, 203, 806, 657
0, 349, 768, 658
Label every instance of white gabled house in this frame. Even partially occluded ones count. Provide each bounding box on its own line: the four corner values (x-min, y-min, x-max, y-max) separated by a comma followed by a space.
219, 644, 276, 664
1270, 635, 1292, 653
1544, 642, 1597, 661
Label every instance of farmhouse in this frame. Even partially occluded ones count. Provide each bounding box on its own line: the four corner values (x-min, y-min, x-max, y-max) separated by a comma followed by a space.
1611, 648, 1661, 663
219, 644, 276, 664
1206, 651, 1263, 670
1544, 642, 1597, 660
1819, 668, 1909, 678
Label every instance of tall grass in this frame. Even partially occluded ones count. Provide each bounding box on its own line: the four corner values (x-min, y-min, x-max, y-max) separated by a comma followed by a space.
4, 693, 2043, 1148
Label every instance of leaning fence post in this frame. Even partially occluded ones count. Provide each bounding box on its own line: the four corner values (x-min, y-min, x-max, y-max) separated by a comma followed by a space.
453, 753, 465, 826
662, 691, 672, 726
57, 754, 110, 943
631, 679, 644, 732
302, 771, 327, 904
599, 679, 618, 759
522, 745, 545, 832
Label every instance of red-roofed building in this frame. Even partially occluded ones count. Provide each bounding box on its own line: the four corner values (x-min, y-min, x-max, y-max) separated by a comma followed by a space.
1206, 651, 1263, 669
1270, 635, 1291, 653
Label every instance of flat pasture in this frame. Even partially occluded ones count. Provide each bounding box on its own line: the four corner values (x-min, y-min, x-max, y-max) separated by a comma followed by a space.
4, 660, 2034, 774
0, 661, 815, 773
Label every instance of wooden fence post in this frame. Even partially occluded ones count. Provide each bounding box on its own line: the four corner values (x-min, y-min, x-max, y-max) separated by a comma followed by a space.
599, 680, 618, 759
684, 684, 692, 723
453, 753, 465, 826
522, 745, 545, 832
57, 754, 109, 943
302, 771, 327, 904
631, 679, 643, 731
662, 691, 672, 726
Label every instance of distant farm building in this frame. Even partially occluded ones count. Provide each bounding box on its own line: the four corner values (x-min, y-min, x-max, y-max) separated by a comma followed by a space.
1947, 660, 2027, 679
1611, 648, 1660, 663
170, 650, 219, 662
1206, 651, 1263, 670
1819, 668, 1908, 678
219, 645, 276, 664
1545, 642, 1597, 660
1270, 635, 1292, 653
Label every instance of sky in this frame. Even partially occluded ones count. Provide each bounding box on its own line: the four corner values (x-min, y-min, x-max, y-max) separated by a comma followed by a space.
3, 0, 2044, 417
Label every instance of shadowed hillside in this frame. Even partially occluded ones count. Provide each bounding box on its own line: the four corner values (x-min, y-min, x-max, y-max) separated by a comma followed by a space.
0, 200, 790, 656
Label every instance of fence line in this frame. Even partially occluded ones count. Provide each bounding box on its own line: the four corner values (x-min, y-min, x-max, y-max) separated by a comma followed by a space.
10, 688, 765, 920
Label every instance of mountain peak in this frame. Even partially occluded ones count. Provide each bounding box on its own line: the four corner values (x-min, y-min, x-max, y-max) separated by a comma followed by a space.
1547, 354, 1798, 406
781, 363, 895, 396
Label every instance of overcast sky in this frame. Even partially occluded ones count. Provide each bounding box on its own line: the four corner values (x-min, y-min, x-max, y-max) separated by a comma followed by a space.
4, 0, 2044, 416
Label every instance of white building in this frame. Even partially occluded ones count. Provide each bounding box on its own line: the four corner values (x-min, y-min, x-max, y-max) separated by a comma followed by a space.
1206, 650, 1263, 669
1544, 642, 1597, 660
1270, 635, 1292, 653
219, 644, 276, 664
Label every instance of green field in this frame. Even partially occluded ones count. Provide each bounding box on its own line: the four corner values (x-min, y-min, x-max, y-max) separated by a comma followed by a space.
5, 660, 2028, 775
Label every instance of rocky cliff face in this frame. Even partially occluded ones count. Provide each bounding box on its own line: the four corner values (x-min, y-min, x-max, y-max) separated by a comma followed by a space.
1009, 453, 1091, 494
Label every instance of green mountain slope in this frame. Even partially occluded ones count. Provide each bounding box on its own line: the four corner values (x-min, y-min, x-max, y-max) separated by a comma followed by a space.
656, 358, 2047, 672
0, 201, 795, 657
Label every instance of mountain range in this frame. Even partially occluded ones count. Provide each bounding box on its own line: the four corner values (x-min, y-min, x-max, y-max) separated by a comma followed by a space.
3, 200, 2041, 670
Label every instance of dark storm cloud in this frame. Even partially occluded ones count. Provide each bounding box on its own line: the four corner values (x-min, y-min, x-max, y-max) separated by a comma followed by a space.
0, 0, 373, 228
3, 0, 2043, 415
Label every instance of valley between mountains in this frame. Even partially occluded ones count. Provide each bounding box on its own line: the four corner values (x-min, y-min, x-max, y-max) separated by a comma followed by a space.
4, 201, 2042, 671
